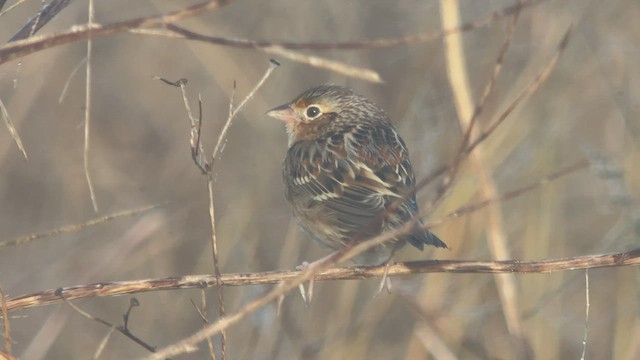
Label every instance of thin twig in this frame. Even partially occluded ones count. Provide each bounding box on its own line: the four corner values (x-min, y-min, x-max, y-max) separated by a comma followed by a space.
0, 0, 26, 17
421, 23, 571, 223
143, 30, 381, 81
207, 177, 226, 360
580, 269, 590, 360
0, 285, 10, 355
146, 32, 383, 83
122, 298, 139, 332
84, 0, 98, 212
459, 8, 520, 153
207, 60, 278, 360
193, 289, 217, 360
56, 289, 158, 354
465, 27, 573, 155
199, 292, 217, 359
0, 96, 27, 160
0, 203, 163, 249
59, 57, 88, 103
261, 46, 382, 83
157, 59, 280, 359
153, 76, 209, 173
94, 326, 115, 359
423, 159, 589, 229
420, 1, 521, 218
211, 59, 280, 163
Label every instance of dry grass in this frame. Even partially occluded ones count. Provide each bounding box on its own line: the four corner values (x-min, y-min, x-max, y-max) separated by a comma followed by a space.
1, 1, 639, 359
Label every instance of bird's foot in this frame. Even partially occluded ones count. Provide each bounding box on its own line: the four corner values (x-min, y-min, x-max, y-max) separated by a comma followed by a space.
295, 252, 339, 303
296, 261, 317, 303
373, 255, 394, 298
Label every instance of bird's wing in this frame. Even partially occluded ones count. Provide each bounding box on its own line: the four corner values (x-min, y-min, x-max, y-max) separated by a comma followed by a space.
283, 123, 416, 246
350, 124, 446, 250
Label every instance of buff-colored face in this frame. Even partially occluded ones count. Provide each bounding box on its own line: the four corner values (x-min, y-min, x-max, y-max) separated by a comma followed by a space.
266, 88, 344, 144
266, 93, 339, 124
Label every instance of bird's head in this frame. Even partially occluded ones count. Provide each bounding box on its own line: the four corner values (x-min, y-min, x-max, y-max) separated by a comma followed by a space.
266, 84, 384, 146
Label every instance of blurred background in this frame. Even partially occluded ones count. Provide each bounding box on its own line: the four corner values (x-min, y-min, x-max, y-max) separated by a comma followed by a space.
1, 0, 639, 359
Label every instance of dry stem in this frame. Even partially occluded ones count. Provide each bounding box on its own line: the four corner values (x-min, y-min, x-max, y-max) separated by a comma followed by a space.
7, 249, 638, 312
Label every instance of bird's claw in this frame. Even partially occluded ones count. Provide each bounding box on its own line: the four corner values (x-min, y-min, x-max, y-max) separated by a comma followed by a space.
296, 261, 315, 303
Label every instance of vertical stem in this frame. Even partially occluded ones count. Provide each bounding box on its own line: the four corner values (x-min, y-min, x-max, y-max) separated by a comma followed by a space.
439, 0, 528, 357
84, 0, 98, 212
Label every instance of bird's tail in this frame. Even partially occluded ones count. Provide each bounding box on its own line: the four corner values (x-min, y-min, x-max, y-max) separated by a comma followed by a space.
406, 226, 447, 251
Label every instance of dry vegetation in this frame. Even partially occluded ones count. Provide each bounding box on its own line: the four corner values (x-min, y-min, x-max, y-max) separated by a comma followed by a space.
0, 1, 639, 359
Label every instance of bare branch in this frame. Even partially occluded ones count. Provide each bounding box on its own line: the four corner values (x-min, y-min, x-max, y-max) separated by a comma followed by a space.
156, 59, 279, 359
423, 159, 589, 229
165, 0, 546, 51
458, 7, 520, 153
58, 57, 87, 103
56, 289, 158, 354
7, 248, 639, 312
261, 46, 381, 83
0, 203, 164, 249
0, 0, 27, 17
208, 60, 278, 360
206, 176, 226, 359
466, 27, 573, 154
83, 0, 98, 212
211, 59, 280, 164
580, 269, 590, 360
0, 0, 236, 64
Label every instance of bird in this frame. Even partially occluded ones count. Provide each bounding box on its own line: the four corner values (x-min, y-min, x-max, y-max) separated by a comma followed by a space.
266, 84, 447, 268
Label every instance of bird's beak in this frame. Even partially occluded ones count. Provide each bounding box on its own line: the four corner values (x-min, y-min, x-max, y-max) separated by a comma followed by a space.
265, 103, 297, 123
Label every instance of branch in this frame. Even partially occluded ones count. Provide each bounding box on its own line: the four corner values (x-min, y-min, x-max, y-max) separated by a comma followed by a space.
0, 0, 545, 65
6, 248, 640, 312
0, 203, 163, 249
0, 0, 235, 64
164, 0, 545, 51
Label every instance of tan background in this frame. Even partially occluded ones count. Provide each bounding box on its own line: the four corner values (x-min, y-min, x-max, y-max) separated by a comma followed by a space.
1, 0, 639, 359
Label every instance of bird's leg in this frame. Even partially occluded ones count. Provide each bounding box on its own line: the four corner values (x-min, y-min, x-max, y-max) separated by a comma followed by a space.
374, 253, 395, 298
296, 252, 338, 303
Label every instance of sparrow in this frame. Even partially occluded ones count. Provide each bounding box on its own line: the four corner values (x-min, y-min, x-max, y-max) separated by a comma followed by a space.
267, 84, 446, 266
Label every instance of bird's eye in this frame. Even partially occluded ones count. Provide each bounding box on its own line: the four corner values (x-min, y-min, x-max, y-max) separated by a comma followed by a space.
305, 106, 321, 119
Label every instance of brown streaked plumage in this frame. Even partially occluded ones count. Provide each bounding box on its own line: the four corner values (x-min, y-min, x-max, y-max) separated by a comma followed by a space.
267, 84, 446, 265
